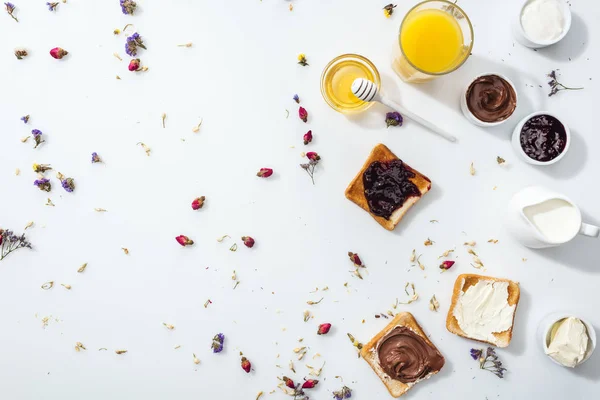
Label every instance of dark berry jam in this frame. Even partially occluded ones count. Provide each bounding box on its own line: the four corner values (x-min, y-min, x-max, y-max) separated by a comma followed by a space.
520, 115, 567, 162
363, 160, 421, 220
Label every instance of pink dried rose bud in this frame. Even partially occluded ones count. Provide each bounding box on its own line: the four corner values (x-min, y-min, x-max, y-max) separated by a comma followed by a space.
49, 47, 68, 59
241, 236, 255, 248
303, 130, 313, 145
439, 260, 455, 270
299, 106, 308, 123
306, 152, 320, 162
348, 252, 362, 267
317, 323, 331, 335
191, 196, 205, 210
256, 168, 273, 178
282, 376, 295, 389
128, 58, 141, 71
241, 356, 251, 373
175, 235, 194, 246
302, 379, 319, 389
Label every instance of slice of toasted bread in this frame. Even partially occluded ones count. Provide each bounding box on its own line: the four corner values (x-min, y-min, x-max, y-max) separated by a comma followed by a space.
361, 312, 445, 397
345, 144, 431, 231
446, 274, 520, 348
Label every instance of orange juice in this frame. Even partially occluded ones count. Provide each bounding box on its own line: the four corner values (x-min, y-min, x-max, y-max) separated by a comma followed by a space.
401, 9, 463, 73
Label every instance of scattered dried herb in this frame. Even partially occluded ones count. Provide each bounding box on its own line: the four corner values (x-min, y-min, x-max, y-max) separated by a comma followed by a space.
137, 142, 151, 156
161, 113, 166, 128
464, 241, 476, 246
20, 115, 29, 123
61, 283, 71, 290
216, 235, 230, 242
58, 173, 75, 193
41, 281, 54, 290
229, 243, 238, 252
306, 297, 323, 305
439, 249, 454, 258
120, 0, 136, 15
46, 2, 59, 11
163, 323, 175, 330
192, 119, 203, 133
469, 162, 476, 176
470, 347, 507, 378
4, 2, 17, 22
547, 70, 583, 97
497, 156, 505, 165
333, 386, 352, 400
383, 3, 397, 18
94, 208, 107, 212
204, 299, 212, 308
488, 239, 499, 244
385, 111, 403, 127
122, 247, 129, 254
75, 342, 86, 352
211, 333, 224, 353
300, 152, 320, 185
34, 178, 51, 192
424, 238, 434, 246
303, 310, 311, 322
77, 263, 87, 273
347, 333, 363, 356
400, 282, 419, 304
193, 353, 200, 364
115, 350, 128, 355
32, 129, 44, 148
429, 295, 439, 311
177, 42, 193, 48
297, 53, 308, 66
45, 198, 55, 206
125, 33, 146, 57
1, 229, 33, 261
14, 49, 27, 59
293, 94, 300, 103
24, 221, 33, 230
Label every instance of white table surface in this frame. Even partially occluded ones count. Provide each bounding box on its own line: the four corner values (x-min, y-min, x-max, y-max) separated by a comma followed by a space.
1, 0, 598, 399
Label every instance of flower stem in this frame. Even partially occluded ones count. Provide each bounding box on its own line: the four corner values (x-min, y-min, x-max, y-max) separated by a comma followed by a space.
557, 83, 583, 91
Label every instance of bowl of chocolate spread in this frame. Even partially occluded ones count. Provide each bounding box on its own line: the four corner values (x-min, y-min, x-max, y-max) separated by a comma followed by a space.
511, 111, 571, 165
461, 73, 518, 127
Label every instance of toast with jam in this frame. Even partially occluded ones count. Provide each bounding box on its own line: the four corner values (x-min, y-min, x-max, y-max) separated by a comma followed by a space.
345, 144, 431, 231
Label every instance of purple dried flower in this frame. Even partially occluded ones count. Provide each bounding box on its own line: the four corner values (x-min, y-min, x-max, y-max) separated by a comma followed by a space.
32, 129, 44, 149
61, 177, 75, 193
34, 178, 51, 192
120, 0, 137, 15
293, 94, 300, 103
211, 333, 224, 353
333, 386, 352, 400
470, 348, 482, 360
46, 2, 58, 11
546, 70, 583, 97
385, 111, 403, 127
20, 115, 29, 123
0, 228, 32, 261
125, 32, 146, 57
4, 2, 17, 22
91, 152, 101, 163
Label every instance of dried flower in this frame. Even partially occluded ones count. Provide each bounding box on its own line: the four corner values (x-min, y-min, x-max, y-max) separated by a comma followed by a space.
464, 241, 476, 246
61, 283, 71, 290
128, 58, 141, 71
333, 386, 352, 400
282, 376, 295, 389
46, 2, 58, 11
298, 106, 308, 122
347, 333, 363, 352
317, 323, 331, 335
241, 236, 255, 248
122, 248, 129, 254
471, 347, 507, 378
348, 252, 363, 267
14, 49, 27, 59
211, 333, 225, 353
41, 281, 54, 290
429, 295, 439, 311
120, 0, 136, 15
241, 356, 251, 373
163, 322, 175, 330
193, 353, 200, 364
114, 28, 121, 35
303, 310, 311, 322
176, 235, 194, 246
424, 238, 434, 246
257, 167, 273, 178
161, 113, 166, 128
60, 176, 75, 193
115, 350, 128, 355
125, 33, 146, 57
400, 282, 419, 304
45, 198, 55, 206
385, 111, 403, 127
469, 162, 476, 176
439, 260, 455, 271
306, 152, 319, 162
32, 163, 52, 173
192, 119, 203, 133
297, 53, 308, 66
383, 3, 397, 18
77, 263, 87, 273
300, 152, 321, 185
488, 239, 499, 244
4, 2, 17, 22
49, 47, 68, 59
32, 129, 44, 149
191, 196, 205, 210
497, 156, 505, 165
137, 142, 151, 156
303, 130, 313, 145
20, 114, 29, 123
229, 243, 238, 252
306, 297, 323, 305
547, 70, 583, 97
293, 94, 300, 103
34, 178, 51, 192
91, 152, 101, 163
302, 379, 319, 389
75, 342, 86, 352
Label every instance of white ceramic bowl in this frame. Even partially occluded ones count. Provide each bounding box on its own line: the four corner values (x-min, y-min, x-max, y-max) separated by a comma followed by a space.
460, 73, 518, 127
513, 0, 572, 49
511, 111, 571, 166
538, 312, 597, 368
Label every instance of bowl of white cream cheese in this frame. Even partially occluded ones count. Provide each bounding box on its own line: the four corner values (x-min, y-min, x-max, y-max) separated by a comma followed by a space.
539, 313, 596, 368
513, 0, 572, 48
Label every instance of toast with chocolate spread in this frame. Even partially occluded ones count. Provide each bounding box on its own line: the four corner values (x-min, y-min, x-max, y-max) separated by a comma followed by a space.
361, 312, 445, 397
345, 144, 431, 231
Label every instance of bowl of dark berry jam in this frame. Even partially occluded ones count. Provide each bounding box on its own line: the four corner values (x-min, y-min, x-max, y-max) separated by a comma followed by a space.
512, 111, 570, 165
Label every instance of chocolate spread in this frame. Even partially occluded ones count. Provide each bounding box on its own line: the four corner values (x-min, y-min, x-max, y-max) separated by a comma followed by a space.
377, 326, 445, 383
466, 75, 517, 123
520, 114, 567, 162
363, 160, 423, 220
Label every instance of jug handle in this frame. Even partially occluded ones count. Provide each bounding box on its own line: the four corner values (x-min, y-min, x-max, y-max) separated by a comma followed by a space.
580, 223, 600, 238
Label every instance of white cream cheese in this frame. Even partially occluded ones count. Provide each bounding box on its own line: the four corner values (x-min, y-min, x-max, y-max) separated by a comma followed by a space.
521, 0, 565, 42
453, 280, 516, 344
546, 317, 589, 368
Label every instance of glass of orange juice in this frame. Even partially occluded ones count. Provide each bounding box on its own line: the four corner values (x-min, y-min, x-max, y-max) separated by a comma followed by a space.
392, 0, 474, 83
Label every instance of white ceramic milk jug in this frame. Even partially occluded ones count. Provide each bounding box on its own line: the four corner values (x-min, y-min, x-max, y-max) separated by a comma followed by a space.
506, 186, 600, 249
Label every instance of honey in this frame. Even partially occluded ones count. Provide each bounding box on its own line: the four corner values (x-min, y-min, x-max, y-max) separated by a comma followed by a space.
321, 54, 380, 114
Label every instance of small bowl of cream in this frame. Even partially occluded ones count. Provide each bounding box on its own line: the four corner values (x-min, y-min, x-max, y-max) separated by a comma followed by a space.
514, 0, 572, 48
539, 313, 596, 368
